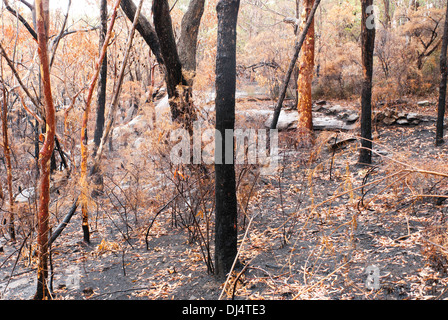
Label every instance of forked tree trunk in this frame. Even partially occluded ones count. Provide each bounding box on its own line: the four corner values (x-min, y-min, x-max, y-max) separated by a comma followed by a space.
436, 2, 448, 146
358, 0, 376, 165
1, 85, 15, 241
121, 0, 203, 131
214, 0, 240, 277
152, 0, 197, 133
178, 0, 205, 84
34, 0, 55, 300
296, 0, 315, 145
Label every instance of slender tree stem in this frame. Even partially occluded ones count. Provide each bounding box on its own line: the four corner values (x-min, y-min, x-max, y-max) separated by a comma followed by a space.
91, 0, 144, 177
436, 3, 448, 146
34, 0, 55, 300
79, 0, 122, 244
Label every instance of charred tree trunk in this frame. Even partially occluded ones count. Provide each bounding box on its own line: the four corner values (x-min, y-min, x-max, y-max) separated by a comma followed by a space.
152, 0, 196, 132
34, 0, 55, 300
358, 0, 376, 166
296, 0, 315, 145
178, 0, 205, 84
436, 3, 448, 146
121, 0, 203, 131
214, 0, 240, 277
93, 0, 108, 153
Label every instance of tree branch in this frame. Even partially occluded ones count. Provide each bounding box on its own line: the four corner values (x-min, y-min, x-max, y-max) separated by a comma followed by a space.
50, 0, 71, 68
0, 42, 42, 111
18, 0, 34, 11
120, 0, 164, 65
3, 0, 37, 40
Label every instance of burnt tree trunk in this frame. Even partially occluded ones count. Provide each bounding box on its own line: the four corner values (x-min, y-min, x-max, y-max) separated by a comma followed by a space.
178, 0, 205, 84
436, 2, 448, 146
382, 0, 390, 27
34, 0, 55, 300
152, 0, 196, 132
358, 0, 376, 166
214, 0, 240, 277
122, 0, 203, 130
93, 0, 108, 153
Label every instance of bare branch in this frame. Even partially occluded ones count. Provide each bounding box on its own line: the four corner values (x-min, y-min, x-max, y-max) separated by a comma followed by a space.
0, 42, 41, 111
18, 0, 34, 11
3, 0, 37, 40
50, 0, 71, 68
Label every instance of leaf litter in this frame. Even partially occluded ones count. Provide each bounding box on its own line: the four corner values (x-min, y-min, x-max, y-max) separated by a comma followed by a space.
1, 102, 448, 300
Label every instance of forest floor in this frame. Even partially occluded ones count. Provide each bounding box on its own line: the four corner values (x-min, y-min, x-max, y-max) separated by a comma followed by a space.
1, 96, 448, 300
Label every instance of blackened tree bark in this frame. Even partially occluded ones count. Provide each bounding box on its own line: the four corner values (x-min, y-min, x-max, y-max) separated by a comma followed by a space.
93, 0, 108, 153
152, 0, 196, 132
214, 0, 240, 277
436, 3, 448, 146
358, 0, 376, 166
178, 0, 205, 84
120, 0, 164, 66
121, 0, 204, 130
